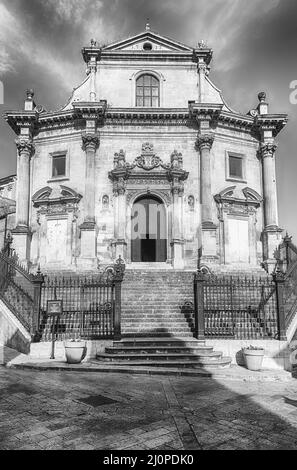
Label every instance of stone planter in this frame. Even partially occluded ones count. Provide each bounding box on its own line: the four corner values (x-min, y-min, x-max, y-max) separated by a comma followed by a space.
243, 348, 265, 371
64, 341, 87, 364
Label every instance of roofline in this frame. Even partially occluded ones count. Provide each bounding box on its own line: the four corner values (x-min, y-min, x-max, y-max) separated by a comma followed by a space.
102, 29, 193, 52
0, 174, 17, 185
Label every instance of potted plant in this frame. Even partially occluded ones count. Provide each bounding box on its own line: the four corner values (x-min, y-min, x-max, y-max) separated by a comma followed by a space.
64, 338, 87, 364
243, 345, 265, 371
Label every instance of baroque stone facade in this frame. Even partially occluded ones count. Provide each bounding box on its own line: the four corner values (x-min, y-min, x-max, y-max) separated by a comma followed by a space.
3, 26, 288, 272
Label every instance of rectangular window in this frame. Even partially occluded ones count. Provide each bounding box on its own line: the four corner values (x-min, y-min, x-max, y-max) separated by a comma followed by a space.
229, 155, 243, 179
52, 154, 66, 178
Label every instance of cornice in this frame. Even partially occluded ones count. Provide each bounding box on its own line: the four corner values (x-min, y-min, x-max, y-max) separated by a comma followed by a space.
255, 114, 288, 137
4, 104, 288, 138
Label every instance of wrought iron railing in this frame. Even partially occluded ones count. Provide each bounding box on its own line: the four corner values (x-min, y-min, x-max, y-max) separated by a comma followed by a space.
39, 257, 125, 341
194, 272, 282, 340
277, 234, 297, 330
0, 234, 125, 342
0, 235, 44, 339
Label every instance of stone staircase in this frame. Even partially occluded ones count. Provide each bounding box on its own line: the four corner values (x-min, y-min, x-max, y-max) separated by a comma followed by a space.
121, 270, 195, 337
96, 269, 232, 370
96, 337, 231, 369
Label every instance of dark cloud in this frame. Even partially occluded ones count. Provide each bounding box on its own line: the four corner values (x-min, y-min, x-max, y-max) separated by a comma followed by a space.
0, 0, 297, 237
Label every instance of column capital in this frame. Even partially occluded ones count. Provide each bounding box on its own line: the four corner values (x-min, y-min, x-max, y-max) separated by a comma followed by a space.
259, 142, 278, 158
15, 138, 35, 157
196, 133, 214, 151
82, 132, 100, 152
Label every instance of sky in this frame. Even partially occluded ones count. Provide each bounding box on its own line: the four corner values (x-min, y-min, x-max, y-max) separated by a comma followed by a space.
0, 0, 297, 239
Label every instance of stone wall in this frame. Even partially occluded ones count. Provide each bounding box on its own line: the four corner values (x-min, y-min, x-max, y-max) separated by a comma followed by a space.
29, 118, 263, 269
0, 299, 31, 354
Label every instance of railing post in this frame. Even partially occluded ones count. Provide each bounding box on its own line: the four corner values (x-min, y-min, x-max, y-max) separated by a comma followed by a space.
31, 266, 44, 342
194, 271, 205, 340
273, 271, 287, 341
113, 256, 125, 341
283, 233, 292, 270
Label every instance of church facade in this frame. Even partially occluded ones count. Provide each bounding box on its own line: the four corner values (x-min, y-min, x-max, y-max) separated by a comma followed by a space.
4, 26, 288, 273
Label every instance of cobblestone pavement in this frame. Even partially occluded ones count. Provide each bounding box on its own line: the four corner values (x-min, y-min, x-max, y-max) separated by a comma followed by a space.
0, 367, 297, 450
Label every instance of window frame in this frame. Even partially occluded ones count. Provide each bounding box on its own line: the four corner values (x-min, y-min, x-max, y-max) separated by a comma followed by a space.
225, 151, 247, 183
135, 73, 160, 108
48, 151, 69, 183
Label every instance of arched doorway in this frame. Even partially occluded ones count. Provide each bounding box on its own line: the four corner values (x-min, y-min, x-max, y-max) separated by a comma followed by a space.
131, 195, 167, 262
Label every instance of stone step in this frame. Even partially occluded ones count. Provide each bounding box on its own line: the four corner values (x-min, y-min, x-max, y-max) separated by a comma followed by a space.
94, 357, 232, 368
122, 332, 193, 338
113, 337, 204, 346
122, 319, 190, 324
122, 325, 191, 331
97, 351, 222, 361
105, 345, 213, 354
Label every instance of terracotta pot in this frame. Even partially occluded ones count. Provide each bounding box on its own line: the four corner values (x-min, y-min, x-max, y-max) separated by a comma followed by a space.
243, 348, 264, 371
64, 341, 87, 364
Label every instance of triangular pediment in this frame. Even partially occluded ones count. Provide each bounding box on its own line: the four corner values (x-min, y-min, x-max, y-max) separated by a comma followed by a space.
103, 30, 192, 53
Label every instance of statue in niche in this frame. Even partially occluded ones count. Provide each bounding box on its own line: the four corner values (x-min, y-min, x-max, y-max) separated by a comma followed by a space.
188, 195, 195, 211
102, 195, 109, 210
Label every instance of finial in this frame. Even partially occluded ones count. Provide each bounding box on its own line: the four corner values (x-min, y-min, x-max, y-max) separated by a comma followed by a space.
146, 18, 150, 31
258, 91, 266, 102
90, 38, 97, 47
26, 89, 34, 100
198, 40, 206, 49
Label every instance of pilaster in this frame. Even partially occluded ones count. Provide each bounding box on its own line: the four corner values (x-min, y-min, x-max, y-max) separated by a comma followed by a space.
78, 132, 100, 269
12, 138, 35, 262
196, 133, 217, 261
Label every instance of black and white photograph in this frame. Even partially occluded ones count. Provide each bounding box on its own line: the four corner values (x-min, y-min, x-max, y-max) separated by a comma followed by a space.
0, 0, 296, 456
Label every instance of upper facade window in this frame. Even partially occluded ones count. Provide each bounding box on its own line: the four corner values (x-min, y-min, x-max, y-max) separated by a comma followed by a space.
52, 154, 66, 178
226, 152, 246, 182
229, 155, 243, 179
136, 74, 160, 107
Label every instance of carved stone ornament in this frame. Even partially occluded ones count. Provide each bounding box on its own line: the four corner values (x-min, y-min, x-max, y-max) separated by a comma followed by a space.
82, 133, 100, 152
196, 133, 214, 151
134, 143, 168, 171
259, 143, 278, 158
109, 144, 188, 197
15, 138, 35, 157
32, 185, 82, 217
188, 195, 195, 210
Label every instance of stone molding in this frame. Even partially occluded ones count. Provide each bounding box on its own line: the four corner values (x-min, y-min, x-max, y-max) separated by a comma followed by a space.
196, 133, 214, 151
109, 144, 189, 197
15, 139, 35, 158
259, 142, 278, 159
82, 133, 100, 152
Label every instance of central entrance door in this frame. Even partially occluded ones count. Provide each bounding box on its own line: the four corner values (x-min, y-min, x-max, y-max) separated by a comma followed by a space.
131, 195, 167, 262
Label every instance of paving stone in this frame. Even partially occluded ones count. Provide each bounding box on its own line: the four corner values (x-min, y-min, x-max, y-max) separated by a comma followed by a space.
0, 367, 297, 450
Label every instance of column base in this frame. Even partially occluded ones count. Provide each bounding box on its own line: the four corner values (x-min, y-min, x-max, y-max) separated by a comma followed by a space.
11, 226, 30, 263
79, 225, 97, 269
171, 239, 185, 269
111, 239, 127, 260
202, 222, 217, 257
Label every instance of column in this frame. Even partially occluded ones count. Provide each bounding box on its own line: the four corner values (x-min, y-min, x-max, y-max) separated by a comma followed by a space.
12, 138, 35, 261
78, 133, 99, 269
196, 133, 217, 260
261, 143, 278, 227
81, 133, 99, 227
260, 142, 282, 272
114, 178, 127, 259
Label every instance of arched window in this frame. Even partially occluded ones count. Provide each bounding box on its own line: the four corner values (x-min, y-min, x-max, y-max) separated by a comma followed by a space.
136, 74, 160, 107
